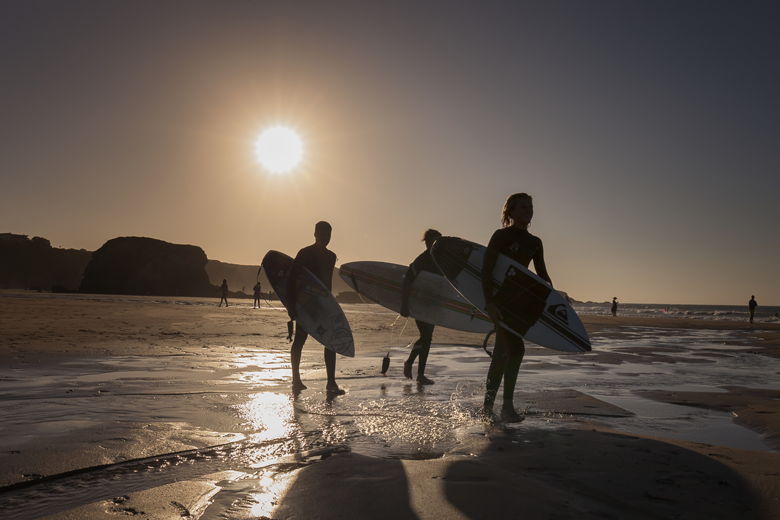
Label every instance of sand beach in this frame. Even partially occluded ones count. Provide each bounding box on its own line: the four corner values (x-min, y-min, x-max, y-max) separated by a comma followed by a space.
0, 290, 779, 519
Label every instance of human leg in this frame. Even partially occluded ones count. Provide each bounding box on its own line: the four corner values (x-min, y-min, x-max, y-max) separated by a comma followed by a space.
500, 330, 525, 421
482, 327, 509, 415
324, 348, 344, 395
290, 325, 308, 390
404, 320, 428, 378
416, 321, 435, 384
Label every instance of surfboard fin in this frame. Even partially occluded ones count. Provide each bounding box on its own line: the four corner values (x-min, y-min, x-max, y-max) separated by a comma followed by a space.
381, 352, 390, 375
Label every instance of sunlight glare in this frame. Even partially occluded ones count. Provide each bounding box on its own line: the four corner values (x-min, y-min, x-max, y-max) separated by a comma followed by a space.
254, 125, 304, 174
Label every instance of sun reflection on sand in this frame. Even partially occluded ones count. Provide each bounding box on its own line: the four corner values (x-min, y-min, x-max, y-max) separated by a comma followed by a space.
241, 392, 297, 443
248, 473, 297, 518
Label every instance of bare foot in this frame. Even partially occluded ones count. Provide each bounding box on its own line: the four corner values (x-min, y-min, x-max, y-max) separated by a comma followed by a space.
479, 407, 497, 424
326, 384, 345, 396
292, 380, 307, 392
416, 375, 434, 385
500, 406, 525, 423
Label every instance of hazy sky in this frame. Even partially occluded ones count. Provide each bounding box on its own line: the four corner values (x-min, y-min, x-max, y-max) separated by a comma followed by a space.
2, 1, 778, 305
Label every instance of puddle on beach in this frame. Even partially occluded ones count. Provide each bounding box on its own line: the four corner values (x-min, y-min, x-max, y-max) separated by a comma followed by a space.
1, 322, 779, 518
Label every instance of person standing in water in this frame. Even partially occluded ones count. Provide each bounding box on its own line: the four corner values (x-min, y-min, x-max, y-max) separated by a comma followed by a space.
400, 229, 442, 385
749, 295, 758, 324
611, 297, 618, 317
219, 279, 229, 307
482, 193, 552, 423
252, 277, 262, 309
286, 221, 344, 396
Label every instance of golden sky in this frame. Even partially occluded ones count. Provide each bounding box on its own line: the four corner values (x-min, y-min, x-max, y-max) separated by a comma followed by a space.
1, 2, 778, 304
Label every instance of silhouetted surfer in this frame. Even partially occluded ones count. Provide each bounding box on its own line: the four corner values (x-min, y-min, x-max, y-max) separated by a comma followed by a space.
287, 221, 344, 396
611, 297, 618, 317
749, 295, 757, 324
253, 277, 262, 309
481, 193, 552, 423
400, 229, 442, 385
219, 279, 229, 307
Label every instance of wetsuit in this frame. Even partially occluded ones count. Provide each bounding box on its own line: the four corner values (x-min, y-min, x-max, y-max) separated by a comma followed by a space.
481, 227, 551, 415
401, 250, 439, 380
749, 298, 757, 324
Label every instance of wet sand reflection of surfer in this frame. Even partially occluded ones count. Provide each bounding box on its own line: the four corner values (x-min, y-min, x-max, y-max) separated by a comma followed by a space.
287, 221, 345, 397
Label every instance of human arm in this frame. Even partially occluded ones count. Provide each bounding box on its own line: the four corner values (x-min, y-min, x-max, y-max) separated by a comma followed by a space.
400, 265, 417, 317
532, 241, 552, 286
482, 232, 502, 323
286, 254, 302, 320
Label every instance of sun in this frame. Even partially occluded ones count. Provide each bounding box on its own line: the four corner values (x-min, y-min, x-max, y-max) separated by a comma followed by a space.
254, 125, 304, 174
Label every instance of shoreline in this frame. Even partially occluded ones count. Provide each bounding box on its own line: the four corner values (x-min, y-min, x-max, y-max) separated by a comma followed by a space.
1, 292, 779, 519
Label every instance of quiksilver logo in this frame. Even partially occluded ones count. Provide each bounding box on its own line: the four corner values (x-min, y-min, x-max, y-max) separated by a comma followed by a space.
548, 304, 568, 324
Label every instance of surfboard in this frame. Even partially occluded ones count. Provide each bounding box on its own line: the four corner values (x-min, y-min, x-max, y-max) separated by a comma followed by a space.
339, 261, 493, 333
262, 250, 355, 357
430, 237, 591, 353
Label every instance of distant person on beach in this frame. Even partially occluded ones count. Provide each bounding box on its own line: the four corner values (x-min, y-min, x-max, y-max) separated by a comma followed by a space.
253, 279, 262, 309
400, 228, 442, 385
749, 295, 757, 324
482, 193, 552, 423
287, 221, 344, 396
611, 297, 618, 317
219, 279, 229, 307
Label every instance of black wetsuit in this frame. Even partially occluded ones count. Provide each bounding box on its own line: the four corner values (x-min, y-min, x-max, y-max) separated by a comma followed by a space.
481, 227, 549, 303
287, 244, 336, 309
480, 226, 551, 413
402, 250, 439, 380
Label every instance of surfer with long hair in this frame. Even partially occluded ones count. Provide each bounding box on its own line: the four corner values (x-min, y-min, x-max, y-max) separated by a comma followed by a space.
400, 228, 442, 385
287, 221, 345, 396
482, 193, 552, 422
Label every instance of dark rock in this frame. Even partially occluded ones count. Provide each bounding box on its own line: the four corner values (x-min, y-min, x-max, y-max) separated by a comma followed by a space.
79, 237, 213, 296
0, 233, 91, 291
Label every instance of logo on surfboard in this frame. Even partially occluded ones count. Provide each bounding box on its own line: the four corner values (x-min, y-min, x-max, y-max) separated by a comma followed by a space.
547, 304, 569, 324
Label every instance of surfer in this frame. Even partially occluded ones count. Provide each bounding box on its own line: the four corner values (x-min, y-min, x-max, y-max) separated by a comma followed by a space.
481, 193, 552, 423
400, 229, 442, 385
749, 295, 757, 324
253, 276, 262, 309
611, 297, 618, 317
219, 279, 229, 307
287, 221, 345, 396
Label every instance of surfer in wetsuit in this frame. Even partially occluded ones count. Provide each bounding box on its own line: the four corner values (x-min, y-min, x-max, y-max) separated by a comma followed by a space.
400, 229, 442, 385
286, 221, 345, 396
749, 295, 757, 324
611, 297, 618, 317
481, 193, 552, 423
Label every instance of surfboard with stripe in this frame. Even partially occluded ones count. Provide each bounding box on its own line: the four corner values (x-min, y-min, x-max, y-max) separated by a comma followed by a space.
339, 261, 493, 333
431, 237, 591, 353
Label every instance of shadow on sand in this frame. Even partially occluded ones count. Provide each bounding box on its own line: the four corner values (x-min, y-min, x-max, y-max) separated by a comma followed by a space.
275, 426, 768, 520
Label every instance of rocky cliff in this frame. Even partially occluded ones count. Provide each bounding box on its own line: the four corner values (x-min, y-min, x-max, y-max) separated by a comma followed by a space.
0, 233, 92, 291
79, 237, 214, 296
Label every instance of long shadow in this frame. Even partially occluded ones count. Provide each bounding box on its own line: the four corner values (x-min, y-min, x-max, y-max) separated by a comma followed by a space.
273, 452, 420, 520
444, 427, 768, 519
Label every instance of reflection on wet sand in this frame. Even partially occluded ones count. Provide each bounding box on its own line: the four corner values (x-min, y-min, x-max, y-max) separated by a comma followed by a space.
1, 296, 779, 518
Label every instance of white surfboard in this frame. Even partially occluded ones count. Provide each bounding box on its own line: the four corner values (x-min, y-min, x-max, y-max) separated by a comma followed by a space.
263, 250, 354, 357
339, 261, 493, 333
431, 237, 591, 353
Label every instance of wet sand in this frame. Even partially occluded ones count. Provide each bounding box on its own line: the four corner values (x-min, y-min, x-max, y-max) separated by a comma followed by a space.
1, 290, 779, 519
